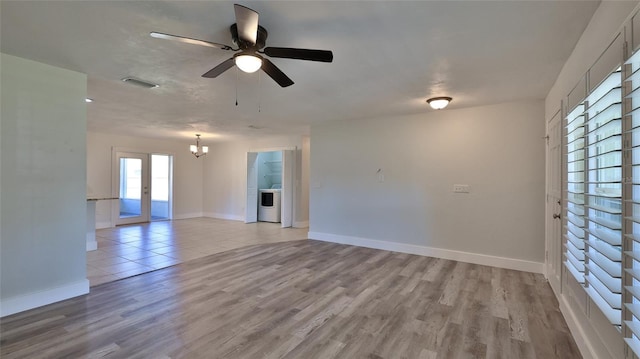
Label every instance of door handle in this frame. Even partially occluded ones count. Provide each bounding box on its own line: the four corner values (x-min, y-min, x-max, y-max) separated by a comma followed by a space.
553, 213, 561, 219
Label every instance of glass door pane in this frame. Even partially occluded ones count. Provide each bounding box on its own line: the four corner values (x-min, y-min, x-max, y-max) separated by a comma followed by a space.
119, 157, 142, 218
151, 154, 171, 221
116, 152, 149, 226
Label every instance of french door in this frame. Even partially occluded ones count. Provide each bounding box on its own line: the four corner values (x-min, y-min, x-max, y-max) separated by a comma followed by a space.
116, 152, 150, 225
546, 110, 563, 296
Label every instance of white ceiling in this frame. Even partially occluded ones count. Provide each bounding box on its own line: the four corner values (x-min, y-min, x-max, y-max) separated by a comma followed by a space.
1, 1, 600, 142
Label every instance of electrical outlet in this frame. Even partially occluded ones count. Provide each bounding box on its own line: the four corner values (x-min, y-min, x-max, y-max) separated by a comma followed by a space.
453, 184, 470, 193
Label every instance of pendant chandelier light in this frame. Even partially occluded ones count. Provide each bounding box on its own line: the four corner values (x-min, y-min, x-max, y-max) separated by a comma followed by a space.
190, 134, 209, 158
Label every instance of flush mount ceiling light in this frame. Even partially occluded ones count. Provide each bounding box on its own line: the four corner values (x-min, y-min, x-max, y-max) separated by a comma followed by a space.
85, 98, 93, 103
427, 97, 452, 110
234, 53, 263, 73
190, 134, 209, 158
121, 77, 159, 89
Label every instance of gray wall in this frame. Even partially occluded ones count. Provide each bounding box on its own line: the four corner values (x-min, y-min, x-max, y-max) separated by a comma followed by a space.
1, 53, 88, 315
310, 100, 545, 264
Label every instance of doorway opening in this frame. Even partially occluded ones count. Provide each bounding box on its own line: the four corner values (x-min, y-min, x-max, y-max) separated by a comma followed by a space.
246, 149, 295, 227
258, 151, 282, 223
114, 151, 173, 226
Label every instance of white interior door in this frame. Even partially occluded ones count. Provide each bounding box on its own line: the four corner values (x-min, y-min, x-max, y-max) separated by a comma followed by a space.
116, 152, 150, 225
281, 150, 294, 228
245, 152, 259, 223
546, 110, 563, 295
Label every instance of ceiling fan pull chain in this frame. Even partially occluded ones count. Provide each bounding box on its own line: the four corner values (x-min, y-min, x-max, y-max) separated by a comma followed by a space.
235, 66, 239, 106
258, 70, 261, 113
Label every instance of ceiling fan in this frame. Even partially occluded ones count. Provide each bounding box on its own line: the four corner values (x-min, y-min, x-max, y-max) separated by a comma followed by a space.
150, 4, 333, 88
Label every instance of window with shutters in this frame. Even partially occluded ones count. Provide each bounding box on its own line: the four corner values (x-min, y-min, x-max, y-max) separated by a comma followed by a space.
557, 8, 640, 358
563, 38, 624, 329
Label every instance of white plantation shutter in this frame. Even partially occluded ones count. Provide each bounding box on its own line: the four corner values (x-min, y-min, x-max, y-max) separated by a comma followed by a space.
565, 101, 587, 283
584, 67, 623, 326
624, 47, 640, 357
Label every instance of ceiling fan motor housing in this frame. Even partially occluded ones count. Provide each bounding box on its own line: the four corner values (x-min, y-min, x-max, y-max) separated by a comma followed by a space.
230, 24, 268, 50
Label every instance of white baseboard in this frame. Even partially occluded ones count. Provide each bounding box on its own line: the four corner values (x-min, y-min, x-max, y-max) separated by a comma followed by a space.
1, 279, 90, 317
86, 240, 97, 251
559, 295, 598, 359
556, 282, 623, 359
293, 221, 309, 228
96, 221, 112, 229
173, 212, 204, 220
203, 212, 244, 222
307, 232, 544, 274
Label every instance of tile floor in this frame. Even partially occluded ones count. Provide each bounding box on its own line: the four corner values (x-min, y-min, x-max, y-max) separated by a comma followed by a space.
87, 217, 308, 286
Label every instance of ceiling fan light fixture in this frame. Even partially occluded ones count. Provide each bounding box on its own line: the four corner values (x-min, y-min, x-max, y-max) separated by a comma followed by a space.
234, 53, 263, 73
427, 97, 452, 110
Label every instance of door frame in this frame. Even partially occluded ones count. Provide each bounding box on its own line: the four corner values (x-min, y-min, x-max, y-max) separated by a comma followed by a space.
110, 147, 175, 227
281, 149, 294, 228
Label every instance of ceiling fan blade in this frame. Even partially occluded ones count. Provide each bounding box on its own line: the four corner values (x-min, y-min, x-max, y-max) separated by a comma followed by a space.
264, 47, 333, 62
150, 32, 230, 50
234, 4, 258, 45
202, 58, 235, 78
261, 59, 294, 87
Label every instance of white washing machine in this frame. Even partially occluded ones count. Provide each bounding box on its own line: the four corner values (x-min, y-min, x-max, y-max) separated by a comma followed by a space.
258, 189, 281, 223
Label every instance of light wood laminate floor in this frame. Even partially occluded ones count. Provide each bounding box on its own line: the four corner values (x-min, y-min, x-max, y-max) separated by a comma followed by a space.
2, 240, 579, 358
88, 218, 308, 286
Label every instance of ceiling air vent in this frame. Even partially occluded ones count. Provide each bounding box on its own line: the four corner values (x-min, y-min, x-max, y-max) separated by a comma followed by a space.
121, 77, 159, 89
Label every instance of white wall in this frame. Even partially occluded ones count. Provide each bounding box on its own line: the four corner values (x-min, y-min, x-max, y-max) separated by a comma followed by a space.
543, 2, 639, 359
87, 131, 204, 227
310, 100, 545, 272
0, 54, 89, 316
202, 135, 309, 225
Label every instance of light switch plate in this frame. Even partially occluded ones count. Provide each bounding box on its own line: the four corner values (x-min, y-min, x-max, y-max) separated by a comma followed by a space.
453, 184, 470, 193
